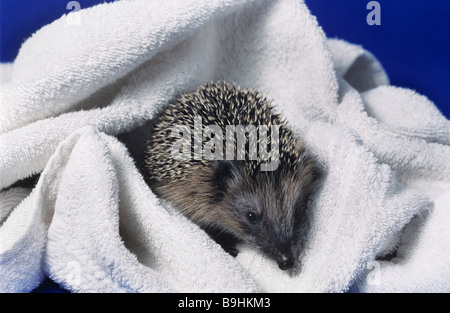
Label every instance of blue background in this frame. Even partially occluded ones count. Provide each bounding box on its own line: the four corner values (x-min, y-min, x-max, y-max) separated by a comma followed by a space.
306, 0, 450, 119
0, 0, 449, 292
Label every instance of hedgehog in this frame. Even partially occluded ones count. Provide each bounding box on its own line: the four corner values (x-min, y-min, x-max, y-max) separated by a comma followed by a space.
144, 82, 320, 271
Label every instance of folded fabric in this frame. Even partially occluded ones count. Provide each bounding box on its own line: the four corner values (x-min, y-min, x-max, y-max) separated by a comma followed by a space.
1, 0, 449, 292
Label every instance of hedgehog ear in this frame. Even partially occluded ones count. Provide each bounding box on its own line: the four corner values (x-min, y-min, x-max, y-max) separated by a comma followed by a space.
212, 160, 237, 197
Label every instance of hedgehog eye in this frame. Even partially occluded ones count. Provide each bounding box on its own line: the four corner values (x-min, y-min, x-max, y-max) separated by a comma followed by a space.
246, 211, 259, 224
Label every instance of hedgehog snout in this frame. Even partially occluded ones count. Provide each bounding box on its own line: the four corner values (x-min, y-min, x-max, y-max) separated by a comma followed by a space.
277, 252, 295, 270
274, 242, 296, 270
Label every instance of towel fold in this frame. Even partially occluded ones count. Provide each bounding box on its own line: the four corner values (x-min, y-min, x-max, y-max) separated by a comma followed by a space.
1, 0, 449, 292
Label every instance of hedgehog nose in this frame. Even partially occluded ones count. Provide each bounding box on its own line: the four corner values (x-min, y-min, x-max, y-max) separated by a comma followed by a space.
278, 254, 294, 270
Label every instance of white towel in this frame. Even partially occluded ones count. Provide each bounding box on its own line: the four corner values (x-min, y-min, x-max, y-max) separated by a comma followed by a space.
1, 0, 449, 293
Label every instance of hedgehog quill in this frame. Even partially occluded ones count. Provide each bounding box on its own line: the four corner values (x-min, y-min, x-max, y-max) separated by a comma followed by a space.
144, 82, 320, 271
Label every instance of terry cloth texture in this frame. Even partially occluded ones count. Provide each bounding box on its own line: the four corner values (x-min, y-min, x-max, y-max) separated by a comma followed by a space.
1, 0, 449, 292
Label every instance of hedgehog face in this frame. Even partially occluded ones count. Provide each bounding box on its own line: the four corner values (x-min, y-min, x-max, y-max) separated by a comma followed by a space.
211, 159, 319, 271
